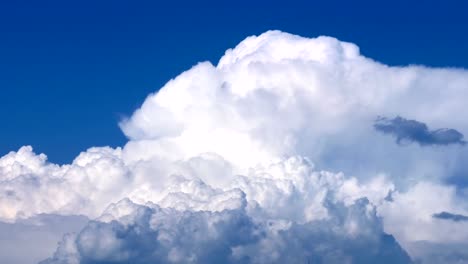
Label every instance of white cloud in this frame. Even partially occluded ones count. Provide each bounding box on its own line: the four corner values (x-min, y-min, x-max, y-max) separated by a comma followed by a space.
0, 146, 130, 221
1, 30, 468, 263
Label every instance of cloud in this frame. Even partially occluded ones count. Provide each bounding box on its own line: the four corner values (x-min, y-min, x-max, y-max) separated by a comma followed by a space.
1, 30, 468, 263
374, 116, 466, 146
41, 198, 411, 264
0, 145, 131, 221
433, 211, 468, 222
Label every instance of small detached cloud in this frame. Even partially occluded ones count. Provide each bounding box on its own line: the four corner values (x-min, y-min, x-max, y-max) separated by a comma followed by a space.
374, 116, 466, 146
433, 211, 468, 222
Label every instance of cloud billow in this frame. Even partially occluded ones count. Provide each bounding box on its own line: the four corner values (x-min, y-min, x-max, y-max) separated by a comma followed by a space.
40, 198, 411, 264
374, 116, 466, 146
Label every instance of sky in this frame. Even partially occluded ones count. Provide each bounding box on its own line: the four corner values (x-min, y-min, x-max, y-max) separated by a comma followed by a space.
2, 1, 468, 264
1, 0, 468, 164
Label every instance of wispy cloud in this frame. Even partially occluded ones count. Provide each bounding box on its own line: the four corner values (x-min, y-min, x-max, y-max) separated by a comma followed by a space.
433, 211, 468, 222
374, 116, 466, 146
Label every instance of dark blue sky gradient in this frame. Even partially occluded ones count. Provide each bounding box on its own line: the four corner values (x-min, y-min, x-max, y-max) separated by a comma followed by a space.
1, 0, 467, 164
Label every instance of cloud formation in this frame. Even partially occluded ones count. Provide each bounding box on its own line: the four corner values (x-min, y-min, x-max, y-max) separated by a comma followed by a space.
1, 30, 468, 263
374, 116, 466, 146
433, 211, 468, 222
41, 198, 411, 264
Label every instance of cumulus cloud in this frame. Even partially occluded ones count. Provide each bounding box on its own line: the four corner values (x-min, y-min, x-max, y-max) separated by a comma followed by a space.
0, 146, 130, 221
41, 197, 411, 264
1, 30, 468, 263
374, 116, 466, 146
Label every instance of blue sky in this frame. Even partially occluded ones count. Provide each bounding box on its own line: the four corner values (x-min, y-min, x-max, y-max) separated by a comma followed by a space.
1, 0, 467, 164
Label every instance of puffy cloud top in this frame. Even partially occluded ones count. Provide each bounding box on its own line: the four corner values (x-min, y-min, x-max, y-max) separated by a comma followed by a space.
41, 197, 412, 264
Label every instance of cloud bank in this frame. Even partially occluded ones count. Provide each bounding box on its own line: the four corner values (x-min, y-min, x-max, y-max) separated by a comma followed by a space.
2, 30, 468, 263
40, 198, 413, 264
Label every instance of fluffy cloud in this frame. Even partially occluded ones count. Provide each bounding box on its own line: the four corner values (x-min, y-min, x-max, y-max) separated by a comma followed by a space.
41, 197, 411, 264
120, 31, 468, 186
0, 146, 130, 221
1, 30, 468, 263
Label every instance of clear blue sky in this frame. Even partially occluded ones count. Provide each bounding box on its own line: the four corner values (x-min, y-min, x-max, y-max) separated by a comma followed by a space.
1, 0, 467, 164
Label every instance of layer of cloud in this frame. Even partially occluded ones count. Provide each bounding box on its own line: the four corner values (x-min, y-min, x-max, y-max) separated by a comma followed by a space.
1, 30, 468, 263
374, 116, 466, 146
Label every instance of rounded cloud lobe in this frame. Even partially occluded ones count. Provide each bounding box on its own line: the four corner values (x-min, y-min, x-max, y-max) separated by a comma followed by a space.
2, 30, 468, 263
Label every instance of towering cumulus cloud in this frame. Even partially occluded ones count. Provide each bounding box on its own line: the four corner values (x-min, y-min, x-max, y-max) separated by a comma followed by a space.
1, 31, 468, 263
